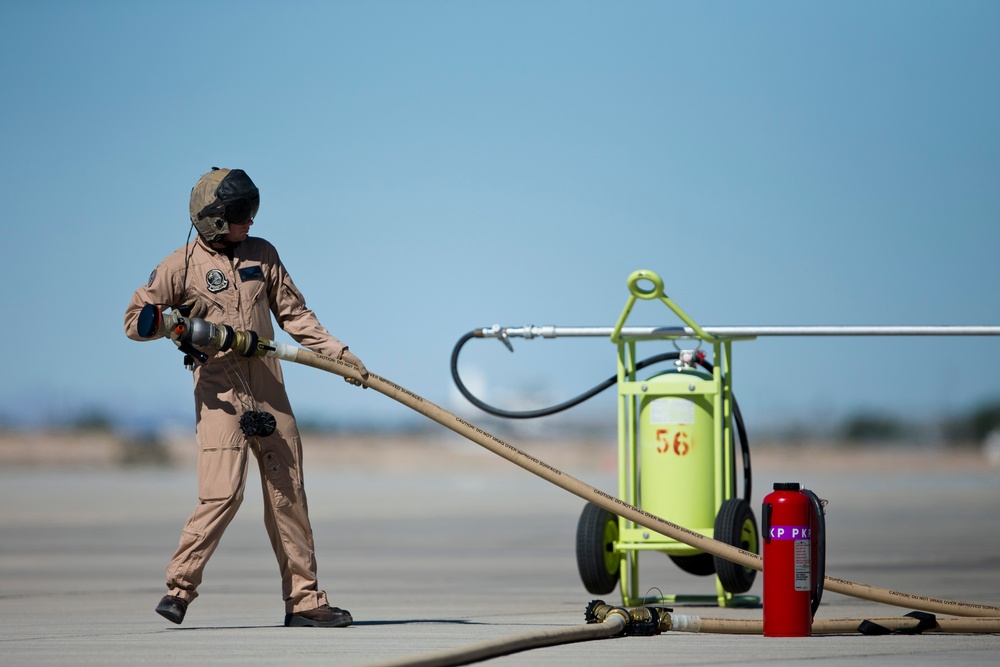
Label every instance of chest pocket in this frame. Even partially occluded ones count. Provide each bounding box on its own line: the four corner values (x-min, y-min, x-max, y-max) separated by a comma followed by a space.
239, 265, 264, 282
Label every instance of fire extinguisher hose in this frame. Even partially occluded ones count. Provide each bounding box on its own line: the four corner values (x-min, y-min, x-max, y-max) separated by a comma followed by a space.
271, 341, 1000, 619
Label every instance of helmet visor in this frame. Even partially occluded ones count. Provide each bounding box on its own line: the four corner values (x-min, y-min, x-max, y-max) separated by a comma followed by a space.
223, 199, 256, 225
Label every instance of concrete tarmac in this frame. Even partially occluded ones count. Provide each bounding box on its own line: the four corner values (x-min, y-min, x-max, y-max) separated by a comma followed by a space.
2, 436, 999, 666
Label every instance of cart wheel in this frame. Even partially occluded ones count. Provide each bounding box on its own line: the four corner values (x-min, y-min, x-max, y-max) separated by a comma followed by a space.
713, 498, 759, 594
576, 502, 620, 595
669, 553, 716, 576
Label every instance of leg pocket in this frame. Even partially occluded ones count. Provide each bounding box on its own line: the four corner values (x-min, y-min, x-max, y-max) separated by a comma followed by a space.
198, 444, 246, 502
260, 449, 296, 508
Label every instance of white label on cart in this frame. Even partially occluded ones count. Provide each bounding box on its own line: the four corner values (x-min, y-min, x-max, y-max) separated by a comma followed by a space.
794, 539, 812, 591
649, 398, 695, 425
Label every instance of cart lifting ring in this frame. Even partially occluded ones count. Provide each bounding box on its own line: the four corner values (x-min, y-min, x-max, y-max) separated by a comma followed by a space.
627, 270, 664, 300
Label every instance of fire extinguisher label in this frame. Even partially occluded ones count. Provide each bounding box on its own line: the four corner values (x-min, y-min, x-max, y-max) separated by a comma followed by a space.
769, 526, 811, 540
794, 539, 811, 591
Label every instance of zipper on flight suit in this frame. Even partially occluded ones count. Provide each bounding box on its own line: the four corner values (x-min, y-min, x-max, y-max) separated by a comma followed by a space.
227, 254, 253, 387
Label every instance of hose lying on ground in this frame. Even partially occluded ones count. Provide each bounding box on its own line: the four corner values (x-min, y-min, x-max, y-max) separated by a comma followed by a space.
361, 603, 1000, 667
672, 614, 1000, 635
583, 601, 1000, 635
363, 609, 628, 667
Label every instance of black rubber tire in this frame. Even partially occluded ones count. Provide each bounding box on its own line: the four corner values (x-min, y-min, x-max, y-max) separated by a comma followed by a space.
713, 498, 759, 594
669, 552, 716, 576
576, 502, 620, 595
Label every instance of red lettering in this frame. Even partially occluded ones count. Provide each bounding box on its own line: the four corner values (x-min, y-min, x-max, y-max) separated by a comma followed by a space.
655, 429, 670, 453
673, 431, 690, 456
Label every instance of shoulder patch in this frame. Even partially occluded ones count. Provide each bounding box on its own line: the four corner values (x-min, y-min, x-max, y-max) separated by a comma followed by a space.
147, 268, 157, 287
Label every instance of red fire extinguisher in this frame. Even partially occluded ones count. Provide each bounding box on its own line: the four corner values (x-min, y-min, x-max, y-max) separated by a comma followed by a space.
762, 482, 826, 637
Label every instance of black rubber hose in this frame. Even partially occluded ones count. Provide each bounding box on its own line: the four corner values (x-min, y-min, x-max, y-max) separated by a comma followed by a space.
450, 331, 681, 419
801, 488, 827, 616
450, 331, 753, 502
699, 359, 753, 504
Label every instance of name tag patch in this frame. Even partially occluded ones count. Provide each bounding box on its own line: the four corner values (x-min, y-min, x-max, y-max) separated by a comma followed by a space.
239, 266, 264, 281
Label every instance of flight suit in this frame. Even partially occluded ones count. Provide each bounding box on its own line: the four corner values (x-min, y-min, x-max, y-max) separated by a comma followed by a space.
124, 234, 348, 614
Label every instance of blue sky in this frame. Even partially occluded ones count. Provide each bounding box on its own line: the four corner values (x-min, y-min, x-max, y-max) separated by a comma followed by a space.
1, 1, 998, 437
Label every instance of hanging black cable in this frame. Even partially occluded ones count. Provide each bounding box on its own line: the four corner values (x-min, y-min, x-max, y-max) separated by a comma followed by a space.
450, 331, 753, 502
450, 332, 683, 419
698, 358, 752, 504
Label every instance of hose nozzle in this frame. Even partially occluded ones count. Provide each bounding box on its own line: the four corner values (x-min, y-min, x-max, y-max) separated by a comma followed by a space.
136, 303, 274, 363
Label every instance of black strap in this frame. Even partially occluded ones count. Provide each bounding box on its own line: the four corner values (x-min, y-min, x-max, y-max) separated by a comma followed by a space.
858, 611, 937, 635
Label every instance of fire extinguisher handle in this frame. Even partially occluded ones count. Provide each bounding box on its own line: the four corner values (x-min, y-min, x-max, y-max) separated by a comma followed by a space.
761, 502, 772, 544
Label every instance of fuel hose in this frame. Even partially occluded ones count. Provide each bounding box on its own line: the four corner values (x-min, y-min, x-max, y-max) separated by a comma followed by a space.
584, 603, 1000, 636
143, 309, 1000, 619
362, 609, 628, 667
271, 341, 1000, 619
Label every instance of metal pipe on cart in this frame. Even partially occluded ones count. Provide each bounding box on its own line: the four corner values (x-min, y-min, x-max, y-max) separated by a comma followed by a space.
473, 324, 1000, 341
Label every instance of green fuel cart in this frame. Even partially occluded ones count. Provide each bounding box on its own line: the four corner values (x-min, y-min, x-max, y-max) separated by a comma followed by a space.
574, 269, 759, 607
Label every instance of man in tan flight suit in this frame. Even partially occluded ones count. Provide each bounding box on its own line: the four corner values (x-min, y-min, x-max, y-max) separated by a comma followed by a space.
124, 167, 367, 628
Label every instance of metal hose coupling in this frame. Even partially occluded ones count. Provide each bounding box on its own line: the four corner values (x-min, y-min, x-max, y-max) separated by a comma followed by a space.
136, 304, 274, 361
188, 320, 275, 359
585, 600, 669, 636
228, 329, 275, 358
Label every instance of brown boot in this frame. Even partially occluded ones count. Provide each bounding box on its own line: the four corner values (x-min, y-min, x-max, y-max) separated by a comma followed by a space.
284, 604, 353, 628
155, 595, 188, 625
